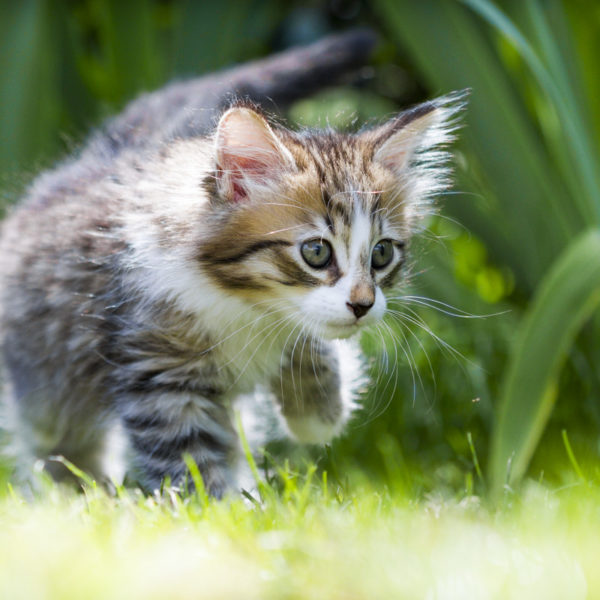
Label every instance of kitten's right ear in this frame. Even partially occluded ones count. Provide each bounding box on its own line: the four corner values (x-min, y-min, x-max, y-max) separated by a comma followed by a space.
371, 90, 468, 175
215, 107, 294, 203
368, 90, 468, 222
372, 105, 441, 174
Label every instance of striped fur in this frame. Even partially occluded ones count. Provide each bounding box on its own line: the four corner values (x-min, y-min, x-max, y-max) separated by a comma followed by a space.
0, 47, 465, 494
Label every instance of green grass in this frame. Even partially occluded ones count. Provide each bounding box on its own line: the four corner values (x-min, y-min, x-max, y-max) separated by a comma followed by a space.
0, 462, 597, 599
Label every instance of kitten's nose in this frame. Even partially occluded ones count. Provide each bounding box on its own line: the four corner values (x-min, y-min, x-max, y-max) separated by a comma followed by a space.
347, 282, 376, 319
346, 300, 373, 319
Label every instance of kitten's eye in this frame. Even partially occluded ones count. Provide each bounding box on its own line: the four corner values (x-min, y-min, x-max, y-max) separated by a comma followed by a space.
371, 240, 394, 269
301, 239, 332, 269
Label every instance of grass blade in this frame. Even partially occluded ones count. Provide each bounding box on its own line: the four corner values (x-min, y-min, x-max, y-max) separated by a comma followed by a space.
561, 429, 588, 486
490, 230, 600, 495
234, 411, 271, 502
48, 455, 96, 489
182, 453, 209, 508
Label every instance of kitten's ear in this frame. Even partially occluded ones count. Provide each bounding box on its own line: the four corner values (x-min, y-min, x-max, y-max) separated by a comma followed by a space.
215, 107, 294, 203
373, 106, 439, 173
369, 90, 468, 223
371, 90, 467, 175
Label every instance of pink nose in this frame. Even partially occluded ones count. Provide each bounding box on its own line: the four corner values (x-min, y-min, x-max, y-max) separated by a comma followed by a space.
346, 301, 373, 319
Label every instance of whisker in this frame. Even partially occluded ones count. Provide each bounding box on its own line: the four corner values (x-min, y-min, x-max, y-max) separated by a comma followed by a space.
388, 306, 473, 367
200, 297, 289, 354
385, 312, 437, 405
265, 223, 307, 236
391, 295, 509, 319
218, 309, 291, 374
227, 311, 298, 389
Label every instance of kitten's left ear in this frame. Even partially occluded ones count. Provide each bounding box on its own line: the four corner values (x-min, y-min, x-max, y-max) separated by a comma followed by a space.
371, 90, 468, 175
215, 107, 295, 203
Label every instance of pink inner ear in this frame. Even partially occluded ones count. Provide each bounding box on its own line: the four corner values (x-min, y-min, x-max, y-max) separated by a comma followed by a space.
215, 107, 292, 203
219, 151, 273, 203
231, 180, 246, 203
227, 152, 272, 175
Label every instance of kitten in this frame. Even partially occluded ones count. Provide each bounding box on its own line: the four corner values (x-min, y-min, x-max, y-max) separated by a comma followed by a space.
0, 31, 464, 496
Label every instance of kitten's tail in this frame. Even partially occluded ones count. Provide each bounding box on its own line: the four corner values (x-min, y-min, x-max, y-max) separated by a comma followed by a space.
89, 29, 378, 159
224, 28, 378, 107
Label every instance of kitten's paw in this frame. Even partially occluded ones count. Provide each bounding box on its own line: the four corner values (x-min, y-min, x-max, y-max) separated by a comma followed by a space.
284, 415, 344, 445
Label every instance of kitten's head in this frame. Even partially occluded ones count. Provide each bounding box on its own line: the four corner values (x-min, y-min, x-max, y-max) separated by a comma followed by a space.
198, 93, 465, 339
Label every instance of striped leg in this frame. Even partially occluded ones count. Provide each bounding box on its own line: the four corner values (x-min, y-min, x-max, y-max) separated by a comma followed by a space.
273, 339, 355, 444
119, 391, 237, 497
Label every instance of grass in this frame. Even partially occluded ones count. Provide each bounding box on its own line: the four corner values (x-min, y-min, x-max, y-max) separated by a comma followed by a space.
0, 459, 597, 599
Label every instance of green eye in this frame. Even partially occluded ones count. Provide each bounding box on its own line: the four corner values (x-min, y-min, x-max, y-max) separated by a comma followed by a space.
371, 240, 394, 269
301, 239, 332, 269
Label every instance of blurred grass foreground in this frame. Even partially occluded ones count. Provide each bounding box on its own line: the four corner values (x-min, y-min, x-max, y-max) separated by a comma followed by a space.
0, 468, 596, 600
2, 0, 600, 598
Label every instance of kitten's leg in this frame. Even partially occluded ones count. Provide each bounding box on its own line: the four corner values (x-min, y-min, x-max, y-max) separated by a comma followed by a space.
2, 373, 111, 484
272, 338, 363, 444
118, 391, 237, 497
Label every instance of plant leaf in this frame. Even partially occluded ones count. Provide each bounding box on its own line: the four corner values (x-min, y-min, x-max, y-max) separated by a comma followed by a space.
371, 0, 577, 291
490, 230, 600, 495
461, 0, 600, 224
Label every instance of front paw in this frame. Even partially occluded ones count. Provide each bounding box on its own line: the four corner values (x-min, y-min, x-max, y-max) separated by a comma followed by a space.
284, 415, 345, 445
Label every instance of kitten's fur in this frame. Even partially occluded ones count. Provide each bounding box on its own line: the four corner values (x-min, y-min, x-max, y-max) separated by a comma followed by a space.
0, 31, 464, 496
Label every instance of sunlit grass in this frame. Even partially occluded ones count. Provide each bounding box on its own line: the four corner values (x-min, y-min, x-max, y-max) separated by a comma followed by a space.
0, 461, 597, 600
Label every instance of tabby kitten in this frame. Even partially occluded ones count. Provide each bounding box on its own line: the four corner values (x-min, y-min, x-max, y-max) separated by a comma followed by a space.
0, 33, 464, 496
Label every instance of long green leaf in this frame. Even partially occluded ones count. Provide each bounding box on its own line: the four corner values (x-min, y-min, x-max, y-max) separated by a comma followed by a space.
490, 230, 600, 495
372, 0, 577, 291
461, 0, 600, 223
0, 1, 61, 180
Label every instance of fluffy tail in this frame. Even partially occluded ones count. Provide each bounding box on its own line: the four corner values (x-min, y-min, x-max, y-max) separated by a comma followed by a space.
223, 28, 378, 107
87, 29, 378, 159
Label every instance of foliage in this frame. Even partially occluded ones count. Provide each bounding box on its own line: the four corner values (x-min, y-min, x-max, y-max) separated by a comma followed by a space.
490, 230, 600, 493
0, 0, 285, 201
371, 0, 600, 490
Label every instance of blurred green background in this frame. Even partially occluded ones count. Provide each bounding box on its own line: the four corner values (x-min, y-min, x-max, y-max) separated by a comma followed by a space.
2, 0, 600, 497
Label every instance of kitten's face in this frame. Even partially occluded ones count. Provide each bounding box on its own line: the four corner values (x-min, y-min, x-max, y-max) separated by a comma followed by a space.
199, 102, 457, 339
289, 198, 401, 339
